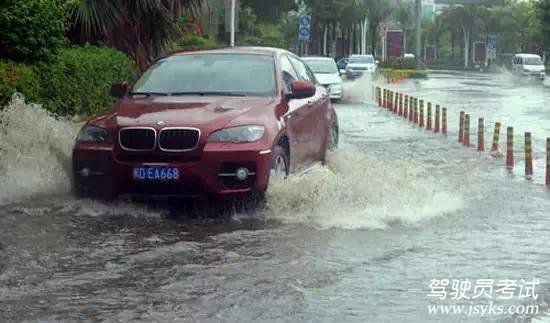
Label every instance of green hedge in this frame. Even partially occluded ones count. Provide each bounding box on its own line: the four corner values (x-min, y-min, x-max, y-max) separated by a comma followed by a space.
0, 60, 41, 106
0, 0, 66, 62
379, 68, 428, 80
36, 46, 135, 115
380, 58, 427, 70
0, 45, 135, 115
168, 35, 218, 51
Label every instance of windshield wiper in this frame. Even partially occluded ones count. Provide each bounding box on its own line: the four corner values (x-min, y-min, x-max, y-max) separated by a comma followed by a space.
169, 91, 247, 97
129, 92, 170, 96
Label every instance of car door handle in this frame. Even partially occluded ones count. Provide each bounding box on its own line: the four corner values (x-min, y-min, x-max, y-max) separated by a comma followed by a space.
307, 100, 314, 107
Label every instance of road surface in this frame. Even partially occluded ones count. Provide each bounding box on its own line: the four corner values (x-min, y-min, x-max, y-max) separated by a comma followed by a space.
0, 70, 549, 322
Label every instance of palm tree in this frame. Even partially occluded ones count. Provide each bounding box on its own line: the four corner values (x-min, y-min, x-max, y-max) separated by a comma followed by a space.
69, 0, 203, 70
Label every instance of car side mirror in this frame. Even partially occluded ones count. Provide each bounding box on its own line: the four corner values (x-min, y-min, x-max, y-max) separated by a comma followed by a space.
375, 60, 380, 65
287, 80, 316, 100
110, 82, 128, 99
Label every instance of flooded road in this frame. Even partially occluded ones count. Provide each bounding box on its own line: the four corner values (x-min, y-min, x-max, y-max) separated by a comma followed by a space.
1, 71, 550, 322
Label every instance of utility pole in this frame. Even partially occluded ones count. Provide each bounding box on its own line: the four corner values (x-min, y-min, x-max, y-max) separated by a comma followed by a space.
415, 0, 422, 69
230, 0, 235, 47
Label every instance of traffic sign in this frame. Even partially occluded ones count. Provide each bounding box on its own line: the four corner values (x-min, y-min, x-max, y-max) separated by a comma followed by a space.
298, 15, 311, 42
299, 27, 310, 41
300, 15, 311, 28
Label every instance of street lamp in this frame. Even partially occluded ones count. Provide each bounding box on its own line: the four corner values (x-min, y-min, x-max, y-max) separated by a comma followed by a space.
230, 0, 236, 47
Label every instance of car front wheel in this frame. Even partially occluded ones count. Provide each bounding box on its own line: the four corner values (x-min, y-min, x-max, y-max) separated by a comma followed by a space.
327, 123, 339, 152
271, 145, 290, 179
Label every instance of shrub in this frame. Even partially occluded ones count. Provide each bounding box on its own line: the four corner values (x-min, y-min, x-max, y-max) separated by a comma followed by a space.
170, 35, 219, 51
380, 57, 426, 70
0, 0, 66, 62
0, 60, 41, 107
36, 45, 135, 115
379, 68, 428, 80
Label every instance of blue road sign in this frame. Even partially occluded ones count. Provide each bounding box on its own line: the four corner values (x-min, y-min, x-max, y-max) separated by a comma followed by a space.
298, 15, 311, 41
300, 15, 311, 27
299, 27, 310, 41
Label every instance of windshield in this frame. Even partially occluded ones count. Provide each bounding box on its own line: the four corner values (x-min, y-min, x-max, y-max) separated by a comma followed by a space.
132, 54, 276, 96
523, 57, 543, 65
349, 56, 374, 64
303, 59, 338, 74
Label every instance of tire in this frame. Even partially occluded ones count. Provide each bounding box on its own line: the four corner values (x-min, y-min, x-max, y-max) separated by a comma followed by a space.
327, 123, 339, 152
271, 144, 290, 179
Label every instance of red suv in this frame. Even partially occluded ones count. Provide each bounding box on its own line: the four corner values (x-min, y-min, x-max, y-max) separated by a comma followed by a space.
72, 47, 339, 200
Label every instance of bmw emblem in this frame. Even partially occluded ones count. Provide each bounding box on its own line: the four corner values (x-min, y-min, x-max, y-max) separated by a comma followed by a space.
157, 120, 165, 126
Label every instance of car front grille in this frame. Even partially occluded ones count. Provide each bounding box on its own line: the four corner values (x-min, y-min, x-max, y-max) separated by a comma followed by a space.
119, 128, 156, 151
159, 128, 200, 152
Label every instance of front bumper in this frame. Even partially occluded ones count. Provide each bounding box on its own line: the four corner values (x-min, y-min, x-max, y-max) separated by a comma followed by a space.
346, 70, 365, 78
521, 71, 545, 80
325, 84, 343, 99
72, 143, 273, 198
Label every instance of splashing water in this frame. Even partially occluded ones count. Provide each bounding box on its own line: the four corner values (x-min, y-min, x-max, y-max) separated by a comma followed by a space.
0, 94, 79, 205
266, 149, 463, 230
343, 73, 379, 103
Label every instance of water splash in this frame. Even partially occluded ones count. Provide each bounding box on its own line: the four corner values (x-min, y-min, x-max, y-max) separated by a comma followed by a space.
0, 94, 79, 205
266, 148, 463, 230
342, 73, 380, 103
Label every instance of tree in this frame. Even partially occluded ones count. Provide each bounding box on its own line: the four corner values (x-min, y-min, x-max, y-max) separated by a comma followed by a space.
536, 0, 550, 60
365, 0, 393, 57
0, 0, 66, 62
68, 0, 204, 70
240, 0, 296, 22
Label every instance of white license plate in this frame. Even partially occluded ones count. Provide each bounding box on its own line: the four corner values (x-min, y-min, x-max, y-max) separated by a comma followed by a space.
133, 167, 180, 182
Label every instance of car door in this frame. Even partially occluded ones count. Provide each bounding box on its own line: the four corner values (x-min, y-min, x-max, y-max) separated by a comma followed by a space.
288, 55, 329, 163
279, 54, 310, 171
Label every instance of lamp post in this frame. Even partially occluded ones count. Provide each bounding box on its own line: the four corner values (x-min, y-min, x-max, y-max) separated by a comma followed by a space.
230, 0, 236, 47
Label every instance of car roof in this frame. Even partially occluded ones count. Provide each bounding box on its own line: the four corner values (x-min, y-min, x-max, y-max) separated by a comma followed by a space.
167, 46, 290, 57
302, 56, 334, 61
515, 53, 542, 58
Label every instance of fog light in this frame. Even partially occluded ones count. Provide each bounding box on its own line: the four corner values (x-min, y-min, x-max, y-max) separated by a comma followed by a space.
81, 168, 91, 177
235, 167, 249, 181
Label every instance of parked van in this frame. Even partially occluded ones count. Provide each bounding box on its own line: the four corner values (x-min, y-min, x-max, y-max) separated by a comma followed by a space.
512, 54, 545, 80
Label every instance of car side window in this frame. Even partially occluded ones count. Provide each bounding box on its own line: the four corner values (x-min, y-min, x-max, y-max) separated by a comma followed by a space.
280, 55, 298, 91
304, 65, 319, 85
288, 56, 313, 83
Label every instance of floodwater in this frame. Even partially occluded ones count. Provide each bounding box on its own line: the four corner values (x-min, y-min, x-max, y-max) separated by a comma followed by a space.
1, 71, 550, 322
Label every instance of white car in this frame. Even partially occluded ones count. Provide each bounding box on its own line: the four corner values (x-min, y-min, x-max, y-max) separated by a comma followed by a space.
302, 56, 344, 100
512, 53, 545, 80
345, 55, 377, 80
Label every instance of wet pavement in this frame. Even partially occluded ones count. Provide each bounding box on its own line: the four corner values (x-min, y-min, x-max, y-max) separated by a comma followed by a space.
1, 71, 550, 322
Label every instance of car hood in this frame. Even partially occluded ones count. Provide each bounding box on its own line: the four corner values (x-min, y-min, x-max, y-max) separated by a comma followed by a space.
99, 96, 276, 131
347, 63, 376, 69
523, 65, 545, 72
314, 73, 342, 85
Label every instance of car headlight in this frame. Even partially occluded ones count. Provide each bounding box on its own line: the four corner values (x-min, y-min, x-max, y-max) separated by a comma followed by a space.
208, 125, 265, 143
76, 125, 111, 143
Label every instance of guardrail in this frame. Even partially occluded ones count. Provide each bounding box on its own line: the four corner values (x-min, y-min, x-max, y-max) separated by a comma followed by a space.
375, 85, 550, 186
